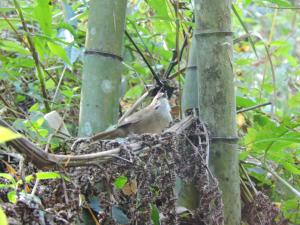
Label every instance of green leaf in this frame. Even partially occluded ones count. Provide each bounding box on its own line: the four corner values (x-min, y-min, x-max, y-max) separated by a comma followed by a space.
34, 0, 53, 37
235, 58, 252, 66
7, 191, 17, 204
150, 204, 160, 225
61, 88, 74, 98
29, 103, 40, 112
282, 162, 300, 175
45, 79, 56, 90
282, 199, 300, 224
112, 206, 130, 224
47, 42, 70, 65
12, 58, 35, 68
0, 127, 22, 144
0, 206, 8, 225
124, 85, 143, 100
0, 40, 29, 55
114, 176, 128, 189
236, 96, 256, 108
25, 172, 66, 183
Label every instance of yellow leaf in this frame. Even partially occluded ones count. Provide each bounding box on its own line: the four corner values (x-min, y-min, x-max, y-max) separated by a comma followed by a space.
1, 160, 17, 176
0, 127, 22, 144
0, 206, 8, 225
273, 202, 281, 209
122, 179, 137, 196
236, 114, 246, 127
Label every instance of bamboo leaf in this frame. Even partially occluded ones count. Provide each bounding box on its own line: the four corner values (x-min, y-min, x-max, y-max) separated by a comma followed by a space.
47, 42, 70, 65
33, 0, 53, 37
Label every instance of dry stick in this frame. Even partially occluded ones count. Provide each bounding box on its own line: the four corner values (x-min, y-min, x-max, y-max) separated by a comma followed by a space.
118, 90, 150, 124
186, 137, 214, 181
236, 102, 271, 114
13, 0, 50, 112
240, 163, 257, 195
168, 67, 186, 80
0, 94, 19, 118
52, 66, 67, 107
268, 6, 300, 9
30, 179, 40, 197
243, 161, 300, 198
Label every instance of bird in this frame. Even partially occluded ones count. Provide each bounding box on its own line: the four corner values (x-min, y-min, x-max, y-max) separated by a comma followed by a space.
90, 92, 173, 141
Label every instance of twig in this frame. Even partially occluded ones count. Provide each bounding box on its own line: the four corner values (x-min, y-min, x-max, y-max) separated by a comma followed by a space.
168, 67, 186, 79
0, 94, 19, 117
61, 176, 69, 204
240, 164, 257, 195
186, 137, 214, 181
237, 102, 271, 113
13, 0, 51, 112
242, 160, 300, 198
164, 26, 192, 79
125, 30, 163, 87
127, 19, 156, 67
30, 179, 40, 196
118, 90, 150, 124
265, 165, 300, 197
268, 6, 300, 9
232, 4, 258, 58
52, 66, 67, 106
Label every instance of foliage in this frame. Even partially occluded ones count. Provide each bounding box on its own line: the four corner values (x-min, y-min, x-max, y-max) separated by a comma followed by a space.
0, 0, 299, 223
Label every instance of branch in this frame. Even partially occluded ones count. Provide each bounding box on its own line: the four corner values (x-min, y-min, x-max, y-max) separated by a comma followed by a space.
237, 102, 271, 113
125, 30, 163, 87
164, 26, 192, 79
0, 116, 194, 169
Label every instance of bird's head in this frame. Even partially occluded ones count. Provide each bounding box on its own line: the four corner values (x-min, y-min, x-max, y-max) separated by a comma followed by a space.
151, 92, 171, 112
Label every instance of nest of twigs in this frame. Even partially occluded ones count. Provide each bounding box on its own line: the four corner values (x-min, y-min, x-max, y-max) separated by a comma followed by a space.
1, 115, 224, 224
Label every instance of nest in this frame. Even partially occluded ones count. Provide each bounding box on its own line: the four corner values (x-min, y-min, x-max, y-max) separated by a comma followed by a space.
1, 115, 224, 224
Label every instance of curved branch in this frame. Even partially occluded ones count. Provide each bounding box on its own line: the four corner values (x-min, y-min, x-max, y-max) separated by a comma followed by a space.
0, 116, 194, 169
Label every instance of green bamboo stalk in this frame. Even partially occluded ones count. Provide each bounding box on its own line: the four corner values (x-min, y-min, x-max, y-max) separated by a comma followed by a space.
182, 36, 198, 113
78, 0, 127, 137
194, 0, 241, 224
178, 36, 200, 211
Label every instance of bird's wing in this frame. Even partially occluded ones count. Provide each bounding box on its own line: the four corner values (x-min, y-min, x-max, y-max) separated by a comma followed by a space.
118, 105, 154, 127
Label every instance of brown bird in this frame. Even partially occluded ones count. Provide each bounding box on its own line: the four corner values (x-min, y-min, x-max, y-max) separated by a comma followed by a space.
91, 92, 173, 141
